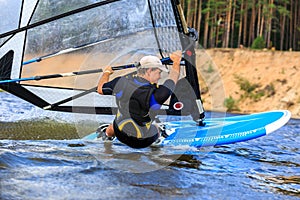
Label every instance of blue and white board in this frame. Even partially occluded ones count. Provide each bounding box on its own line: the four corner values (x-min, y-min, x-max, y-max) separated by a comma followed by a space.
83, 110, 291, 148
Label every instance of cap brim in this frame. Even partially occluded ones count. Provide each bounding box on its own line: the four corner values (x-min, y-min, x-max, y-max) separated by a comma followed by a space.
158, 65, 169, 72
140, 64, 169, 72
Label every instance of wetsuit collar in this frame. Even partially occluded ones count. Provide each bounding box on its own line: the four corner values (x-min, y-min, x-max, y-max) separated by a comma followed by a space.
133, 76, 151, 86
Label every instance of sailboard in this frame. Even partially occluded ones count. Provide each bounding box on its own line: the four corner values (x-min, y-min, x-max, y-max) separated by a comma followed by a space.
83, 110, 291, 147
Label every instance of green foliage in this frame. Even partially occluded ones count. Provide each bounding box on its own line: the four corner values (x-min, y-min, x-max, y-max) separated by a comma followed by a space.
224, 96, 240, 112
251, 36, 266, 49
206, 63, 214, 73
234, 75, 265, 101
250, 90, 265, 102
277, 5, 290, 16
234, 75, 260, 94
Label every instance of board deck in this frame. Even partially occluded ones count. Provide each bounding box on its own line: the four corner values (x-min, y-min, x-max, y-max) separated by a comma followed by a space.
82, 110, 291, 147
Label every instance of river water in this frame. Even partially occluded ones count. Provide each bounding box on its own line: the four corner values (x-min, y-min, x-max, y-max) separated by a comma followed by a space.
0, 92, 299, 200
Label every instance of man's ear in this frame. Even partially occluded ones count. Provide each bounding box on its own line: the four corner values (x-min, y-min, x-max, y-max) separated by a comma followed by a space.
146, 68, 152, 74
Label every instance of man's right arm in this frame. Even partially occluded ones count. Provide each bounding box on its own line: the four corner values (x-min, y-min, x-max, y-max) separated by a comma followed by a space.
168, 50, 182, 84
151, 51, 183, 106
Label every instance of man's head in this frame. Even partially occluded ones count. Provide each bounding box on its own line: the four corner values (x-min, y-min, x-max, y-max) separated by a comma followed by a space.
139, 55, 169, 73
137, 55, 168, 83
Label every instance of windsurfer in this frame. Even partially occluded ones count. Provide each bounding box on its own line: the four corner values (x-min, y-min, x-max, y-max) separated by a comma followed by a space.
97, 51, 182, 148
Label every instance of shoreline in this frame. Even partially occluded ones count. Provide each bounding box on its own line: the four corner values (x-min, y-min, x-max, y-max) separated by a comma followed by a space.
197, 48, 300, 119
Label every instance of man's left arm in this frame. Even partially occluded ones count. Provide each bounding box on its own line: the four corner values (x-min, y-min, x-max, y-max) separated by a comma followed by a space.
151, 80, 175, 108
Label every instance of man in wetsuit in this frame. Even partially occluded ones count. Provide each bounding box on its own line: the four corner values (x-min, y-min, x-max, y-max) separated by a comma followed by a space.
97, 51, 182, 148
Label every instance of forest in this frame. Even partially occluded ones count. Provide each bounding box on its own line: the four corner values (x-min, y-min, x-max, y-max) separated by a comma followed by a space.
180, 0, 300, 51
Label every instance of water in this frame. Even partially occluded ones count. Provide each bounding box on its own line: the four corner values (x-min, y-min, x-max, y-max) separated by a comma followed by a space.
0, 92, 299, 200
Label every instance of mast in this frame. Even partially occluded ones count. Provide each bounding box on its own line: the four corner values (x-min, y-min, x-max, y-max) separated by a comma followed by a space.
169, 0, 205, 124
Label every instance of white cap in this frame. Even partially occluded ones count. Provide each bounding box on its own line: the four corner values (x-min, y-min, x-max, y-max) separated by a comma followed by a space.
139, 55, 169, 72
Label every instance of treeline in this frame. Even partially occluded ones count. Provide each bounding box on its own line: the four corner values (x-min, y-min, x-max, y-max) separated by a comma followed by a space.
181, 0, 300, 51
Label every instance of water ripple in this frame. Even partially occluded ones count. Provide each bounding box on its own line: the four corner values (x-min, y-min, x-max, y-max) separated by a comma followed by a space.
1, 92, 299, 200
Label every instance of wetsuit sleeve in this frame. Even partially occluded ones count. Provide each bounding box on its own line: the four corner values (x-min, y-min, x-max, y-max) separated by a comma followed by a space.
151, 79, 175, 107
102, 77, 121, 95
162, 79, 176, 93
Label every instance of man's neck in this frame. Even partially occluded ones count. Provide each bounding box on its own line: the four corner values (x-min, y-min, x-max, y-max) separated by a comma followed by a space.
137, 74, 150, 82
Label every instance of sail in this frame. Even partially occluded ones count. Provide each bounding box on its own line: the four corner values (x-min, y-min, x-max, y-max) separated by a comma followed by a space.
0, 0, 203, 119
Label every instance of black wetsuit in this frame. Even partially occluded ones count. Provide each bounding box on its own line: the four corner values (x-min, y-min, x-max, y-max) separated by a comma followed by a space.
102, 75, 175, 148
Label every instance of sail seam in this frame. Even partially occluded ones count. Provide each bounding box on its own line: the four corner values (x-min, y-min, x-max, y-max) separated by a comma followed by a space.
147, 0, 163, 58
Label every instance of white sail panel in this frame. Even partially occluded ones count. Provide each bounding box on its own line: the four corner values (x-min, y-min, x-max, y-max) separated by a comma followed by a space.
21, 0, 39, 27
23, 86, 117, 108
0, 32, 25, 79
